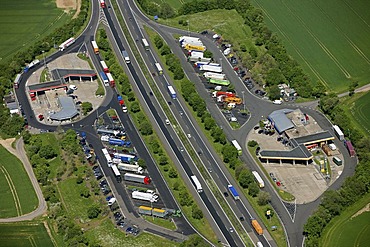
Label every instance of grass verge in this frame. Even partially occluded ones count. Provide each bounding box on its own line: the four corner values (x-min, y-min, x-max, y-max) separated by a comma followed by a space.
143, 215, 177, 231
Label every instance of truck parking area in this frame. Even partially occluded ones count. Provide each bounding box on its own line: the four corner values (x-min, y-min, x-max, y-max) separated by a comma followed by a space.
96, 109, 176, 219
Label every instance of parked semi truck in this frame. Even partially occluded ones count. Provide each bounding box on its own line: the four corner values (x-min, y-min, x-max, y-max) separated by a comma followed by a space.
138, 206, 168, 218
251, 219, 263, 235
333, 125, 344, 141
132, 191, 158, 202
124, 173, 151, 184
117, 163, 143, 174
109, 138, 125, 146
184, 44, 206, 52
212, 91, 236, 98
114, 153, 137, 163
205, 72, 226, 80
138, 206, 152, 215
344, 140, 356, 157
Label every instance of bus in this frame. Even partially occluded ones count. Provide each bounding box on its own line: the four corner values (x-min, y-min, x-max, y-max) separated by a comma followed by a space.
91, 41, 99, 54
231, 140, 242, 155
155, 62, 163, 75
142, 38, 149, 50
100, 60, 109, 72
111, 165, 122, 182
209, 78, 230, 86
252, 171, 265, 188
102, 148, 113, 167
167, 85, 176, 99
99, 72, 109, 86
14, 73, 22, 89
190, 175, 203, 193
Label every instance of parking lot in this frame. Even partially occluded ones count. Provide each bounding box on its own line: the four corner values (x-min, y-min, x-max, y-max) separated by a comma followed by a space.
248, 123, 344, 204
96, 110, 168, 211
26, 53, 104, 125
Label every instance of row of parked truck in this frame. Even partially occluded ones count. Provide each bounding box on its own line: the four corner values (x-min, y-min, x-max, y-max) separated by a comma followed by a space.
179, 36, 243, 110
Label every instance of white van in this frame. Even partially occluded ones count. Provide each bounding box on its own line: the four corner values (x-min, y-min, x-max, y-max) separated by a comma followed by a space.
69, 85, 77, 90
273, 99, 282, 105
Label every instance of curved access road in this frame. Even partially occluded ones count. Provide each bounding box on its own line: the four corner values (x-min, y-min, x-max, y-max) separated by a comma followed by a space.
0, 137, 47, 222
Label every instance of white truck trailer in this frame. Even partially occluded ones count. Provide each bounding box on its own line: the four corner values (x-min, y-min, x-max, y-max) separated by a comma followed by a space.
132, 191, 158, 202
117, 163, 143, 174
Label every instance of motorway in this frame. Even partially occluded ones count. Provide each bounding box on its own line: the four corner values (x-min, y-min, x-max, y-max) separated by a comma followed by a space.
14, 0, 358, 246
119, 0, 358, 246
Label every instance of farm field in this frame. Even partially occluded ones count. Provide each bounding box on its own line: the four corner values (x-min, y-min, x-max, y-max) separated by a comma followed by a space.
321, 193, 370, 247
0, 145, 37, 218
151, 0, 192, 10
252, 0, 370, 93
0, 0, 70, 62
351, 91, 370, 133
0, 222, 54, 247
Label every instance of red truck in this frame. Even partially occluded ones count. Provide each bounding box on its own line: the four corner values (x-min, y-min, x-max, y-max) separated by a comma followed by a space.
100, 0, 106, 8
212, 91, 236, 98
344, 140, 356, 157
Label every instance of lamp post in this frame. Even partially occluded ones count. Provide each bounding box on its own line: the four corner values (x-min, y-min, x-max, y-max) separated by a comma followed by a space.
242, 91, 245, 112
42, 50, 47, 68
187, 20, 190, 37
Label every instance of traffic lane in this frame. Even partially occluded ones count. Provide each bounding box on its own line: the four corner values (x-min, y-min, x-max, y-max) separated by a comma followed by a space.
109, 43, 239, 245
107, 5, 242, 245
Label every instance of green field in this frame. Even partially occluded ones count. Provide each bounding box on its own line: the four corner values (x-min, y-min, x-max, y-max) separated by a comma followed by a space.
352, 91, 370, 132
151, 0, 191, 10
321, 193, 370, 247
252, 0, 370, 92
0, 222, 54, 247
0, 0, 70, 62
0, 145, 38, 218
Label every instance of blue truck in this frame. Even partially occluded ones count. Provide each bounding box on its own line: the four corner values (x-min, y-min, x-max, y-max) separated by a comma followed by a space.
109, 138, 125, 146
228, 185, 239, 200
114, 153, 138, 163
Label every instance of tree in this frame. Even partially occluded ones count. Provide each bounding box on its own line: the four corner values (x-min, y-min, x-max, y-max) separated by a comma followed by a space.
180, 234, 207, 247
257, 191, 271, 206
160, 45, 171, 55
238, 169, 254, 188
248, 182, 260, 197
137, 159, 146, 169
268, 85, 281, 100
160, 3, 175, 18
179, 189, 193, 206
168, 168, 178, 178
154, 155, 167, 166
81, 102, 93, 115
130, 101, 140, 113
203, 50, 213, 58
222, 144, 238, 163
140, 121, 153, 136
39, 145, 57, 159
87, 204, 101, 219
80, 187, 90, 198
248, 140, 258, 147
154, 35, 163, 49
173, 181, 180, 191
191, 204, 203, 219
